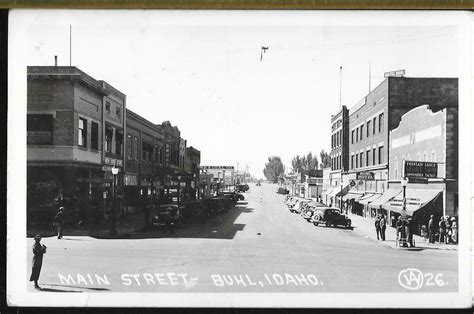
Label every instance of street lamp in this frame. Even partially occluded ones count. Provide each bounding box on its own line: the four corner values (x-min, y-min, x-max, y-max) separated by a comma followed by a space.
109, 164, 119, 236
340, 182, 343, 212
400, 177, 408, 247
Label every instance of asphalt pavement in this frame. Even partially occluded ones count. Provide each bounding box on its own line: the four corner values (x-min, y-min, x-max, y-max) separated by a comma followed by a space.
27, 182, 458, 293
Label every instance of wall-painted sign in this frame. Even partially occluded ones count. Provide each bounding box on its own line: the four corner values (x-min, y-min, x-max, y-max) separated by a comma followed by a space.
384, 69, 405, 78
199, 166, 235, 170
308, 178, 323, 186
405, 161, 438, 178
357, 172, 375, 180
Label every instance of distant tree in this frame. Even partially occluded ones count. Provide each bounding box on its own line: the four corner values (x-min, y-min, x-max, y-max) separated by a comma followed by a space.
320, 149, 331, 168
291, 152, 318, 173
263, 156, 285, 183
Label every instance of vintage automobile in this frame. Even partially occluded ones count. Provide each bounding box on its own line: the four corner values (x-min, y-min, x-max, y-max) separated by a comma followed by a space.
277, 187, 290, 195
310, 207, 352, 228
150, 204, 181, 232
300, 202, 327, 220
292, 199, 312, 214
236, 184, 250, 193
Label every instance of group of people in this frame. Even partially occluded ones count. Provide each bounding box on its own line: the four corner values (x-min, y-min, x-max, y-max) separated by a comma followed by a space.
374, 214, 387, 241
427, 214, 458, 244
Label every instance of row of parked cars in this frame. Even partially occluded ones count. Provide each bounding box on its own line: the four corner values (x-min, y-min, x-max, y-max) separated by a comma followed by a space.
149, 191, 245, 232
284, 195, 352, 229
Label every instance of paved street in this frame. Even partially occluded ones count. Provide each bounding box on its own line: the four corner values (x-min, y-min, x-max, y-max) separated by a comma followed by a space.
28, 183, 458, 293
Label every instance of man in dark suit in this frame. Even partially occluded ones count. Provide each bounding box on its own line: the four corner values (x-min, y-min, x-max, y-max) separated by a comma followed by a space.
30, 235, 46, 289
53, 207, 65, 239
428, 215, 436, 243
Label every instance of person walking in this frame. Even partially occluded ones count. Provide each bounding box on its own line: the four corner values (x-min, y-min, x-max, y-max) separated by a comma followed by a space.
374, 215, 381, 240
53, 207, 65, 239
428, 215, 436, 243
407, 217, 414, 247
451, 218, 458, 244
445, 216, 451, 244
439, 216, 446, 244
380, 214, 387, 241
30, 234, 46, 289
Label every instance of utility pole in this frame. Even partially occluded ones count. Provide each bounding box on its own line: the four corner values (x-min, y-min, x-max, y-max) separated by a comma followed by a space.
339, 66, 343, 110
69, 25, 72, 66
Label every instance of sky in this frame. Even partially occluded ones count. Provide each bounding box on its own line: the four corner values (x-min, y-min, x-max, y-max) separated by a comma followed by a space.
11, 10, 465, 178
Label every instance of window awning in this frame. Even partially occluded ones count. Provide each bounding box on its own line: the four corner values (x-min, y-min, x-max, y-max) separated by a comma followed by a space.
357, 193, 382, 205
342, 192, 363, 201
368, 188, 402, 209
382, 189, 443, 216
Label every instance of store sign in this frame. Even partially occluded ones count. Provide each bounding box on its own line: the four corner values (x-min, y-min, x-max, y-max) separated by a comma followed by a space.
308, 178, 322, 186
405, 161, 438, 178
199, 166, 235, 170
357, 172, 375, 180
125, 174, 138, 186
165, 143, 171, 167
408, 177, 428, 184
384, 69, 405, 78
349, 180, 356, 187
104, 157, 123, 166
390, 197, 421, 207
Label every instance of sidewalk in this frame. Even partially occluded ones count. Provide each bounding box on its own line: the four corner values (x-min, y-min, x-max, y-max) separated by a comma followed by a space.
348, 213, 458, 251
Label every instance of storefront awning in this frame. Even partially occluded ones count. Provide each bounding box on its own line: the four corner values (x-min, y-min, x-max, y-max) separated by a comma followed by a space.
382, 189, 443, 216
342, 192, 363, 201
368, 188, 402, 209
335, 184, 350, 197
323, 187, 334, 196
357, 193, 382, 205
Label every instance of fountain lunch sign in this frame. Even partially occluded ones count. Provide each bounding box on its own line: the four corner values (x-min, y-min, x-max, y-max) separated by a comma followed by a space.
404, 161, 438, 179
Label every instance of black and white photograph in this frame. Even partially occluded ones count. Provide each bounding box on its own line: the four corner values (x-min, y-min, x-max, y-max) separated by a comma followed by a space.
7, 9, 472, 308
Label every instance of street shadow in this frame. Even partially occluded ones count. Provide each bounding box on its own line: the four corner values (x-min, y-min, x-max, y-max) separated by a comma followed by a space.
37, 287, 82, 293
46, 283, 110, 291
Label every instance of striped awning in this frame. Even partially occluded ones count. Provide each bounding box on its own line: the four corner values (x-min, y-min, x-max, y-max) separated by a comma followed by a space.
342, 192, 363, 201
357, 193, 382, 205
368, 189, 402, 209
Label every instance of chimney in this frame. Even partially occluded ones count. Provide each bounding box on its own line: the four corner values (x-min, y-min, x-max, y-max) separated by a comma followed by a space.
54, 55, 57, 66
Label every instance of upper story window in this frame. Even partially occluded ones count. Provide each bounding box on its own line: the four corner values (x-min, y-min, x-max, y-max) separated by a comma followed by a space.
367, 121, 371, 137
91, 121, 99, 150
116, 107, 121, 117
126, 134, 132, 159
351, 130, 355, 144
105, 101, 111, 114
115, 130, 123, 156
27, 114, 53, 145
373, 117, 376, 134
360, 152, 364, 167
133, 136, 139, 160
351, 155, 354, 169
431, 151, 436, 162
366, 150, 370, 167
356, 128, 359, 143
78, 118, 87, 147
105, 125, 113, 153
379, 146, 384, 164
379, 113, 384, 132
360, 125, 363, 141
355, 153, 359, 168
372, 148, 376, 166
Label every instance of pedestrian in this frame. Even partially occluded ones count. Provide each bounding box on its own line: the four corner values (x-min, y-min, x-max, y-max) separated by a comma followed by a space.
439, 216, 446, 244
374, 215, 381, 240
407, 217, 415, 247
53, 207, 65, 239
450, 217, 458, 244
30, 234, 46, 289
54, 189, 65, 209
428, 215, 436, 243
445, 216, 451, 244
380, 214, 387, 241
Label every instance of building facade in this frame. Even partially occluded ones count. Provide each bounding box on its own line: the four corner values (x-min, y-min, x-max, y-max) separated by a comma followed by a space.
342, 75, 458, 219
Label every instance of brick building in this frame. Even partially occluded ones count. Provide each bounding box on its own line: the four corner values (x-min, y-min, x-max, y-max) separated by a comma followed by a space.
341, 75, 458, 218
323, 105, 349, 206
379, 105, 458, 231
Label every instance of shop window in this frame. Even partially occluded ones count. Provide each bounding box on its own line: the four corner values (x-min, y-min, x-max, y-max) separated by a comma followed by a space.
115, 130, 123, 156
91, 121, 99, 150
27, 114, 53, 145
373, 117, 376, 134
126, 134, 132, 159
379, 113, 384, 132
105, 125, 113, 153
360, 125, 363, 140
105, 101, 111, 114
379, 146, 384, 164
78, 117, 87, 147
367, 121, 371, 137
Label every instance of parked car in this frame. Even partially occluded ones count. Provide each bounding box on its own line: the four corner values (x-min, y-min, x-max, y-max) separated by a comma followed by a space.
277, 187, 289, 195
301, 202, 326, 220
293, 199, 312, 214
150, 204, 181, 233
236, 184, 250, 192
310, 207, 351, 228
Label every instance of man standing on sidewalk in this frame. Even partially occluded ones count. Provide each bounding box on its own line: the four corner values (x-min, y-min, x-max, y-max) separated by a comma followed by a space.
428, 215, 436, 243
53, 207, 64, 239
380, 214, 387, 241
374, 215, 381, 240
